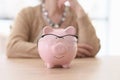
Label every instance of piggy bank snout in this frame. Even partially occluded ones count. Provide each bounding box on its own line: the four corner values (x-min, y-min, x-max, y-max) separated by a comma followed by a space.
52, 43, 67, 55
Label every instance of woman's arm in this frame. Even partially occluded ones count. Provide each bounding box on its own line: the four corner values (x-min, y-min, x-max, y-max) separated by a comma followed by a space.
69, 0, 101, 57
6, 7, 39, 58
77, 15, 100, 57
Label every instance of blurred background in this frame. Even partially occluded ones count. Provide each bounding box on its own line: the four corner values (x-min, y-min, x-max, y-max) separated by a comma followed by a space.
0, 0, 120, 56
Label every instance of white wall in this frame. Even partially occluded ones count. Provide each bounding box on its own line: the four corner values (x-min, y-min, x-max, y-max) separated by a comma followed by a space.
0, 0, 39, 19
109, 0, 120, 55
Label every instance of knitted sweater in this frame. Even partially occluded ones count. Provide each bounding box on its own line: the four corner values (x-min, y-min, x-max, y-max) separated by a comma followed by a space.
6, 5, 100, 58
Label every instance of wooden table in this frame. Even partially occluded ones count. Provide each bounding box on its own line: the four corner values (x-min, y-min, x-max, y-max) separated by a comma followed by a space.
0, 55, 120, 80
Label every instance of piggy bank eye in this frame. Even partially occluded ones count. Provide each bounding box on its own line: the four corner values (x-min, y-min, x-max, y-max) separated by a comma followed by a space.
55, 37, 58, 39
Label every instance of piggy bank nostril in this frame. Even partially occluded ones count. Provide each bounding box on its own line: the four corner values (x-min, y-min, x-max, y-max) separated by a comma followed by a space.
52, 43, 66, 55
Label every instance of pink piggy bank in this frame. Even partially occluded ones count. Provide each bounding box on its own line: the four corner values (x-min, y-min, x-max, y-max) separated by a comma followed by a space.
38, 26, 78, 68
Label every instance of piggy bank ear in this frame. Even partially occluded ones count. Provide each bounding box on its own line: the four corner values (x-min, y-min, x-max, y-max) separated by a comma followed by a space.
65, 26, 76, 35
43, 26, 53, 34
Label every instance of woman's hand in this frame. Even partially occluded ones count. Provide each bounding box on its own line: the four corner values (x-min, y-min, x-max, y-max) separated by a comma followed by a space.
58, 0, 67, 8
76, 43, 94, 58
58, 0, 86, 17
58, 0, 79, 8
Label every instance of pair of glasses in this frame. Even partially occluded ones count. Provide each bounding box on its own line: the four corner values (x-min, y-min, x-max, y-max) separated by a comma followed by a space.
40, 34, 78, 39
37, 34, 78, 47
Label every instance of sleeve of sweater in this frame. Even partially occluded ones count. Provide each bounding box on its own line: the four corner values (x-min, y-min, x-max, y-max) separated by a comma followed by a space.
6, 7, 40, 58
76, 15, 101, 57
